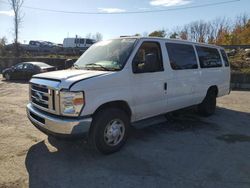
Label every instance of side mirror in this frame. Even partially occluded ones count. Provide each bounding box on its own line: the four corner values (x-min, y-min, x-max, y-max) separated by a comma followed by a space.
65, 59, 74, 69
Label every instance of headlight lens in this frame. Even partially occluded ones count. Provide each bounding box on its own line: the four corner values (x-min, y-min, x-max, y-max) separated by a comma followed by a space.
60, 91, 84, 116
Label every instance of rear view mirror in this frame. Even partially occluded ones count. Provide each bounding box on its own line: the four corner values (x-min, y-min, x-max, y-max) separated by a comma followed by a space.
65, 59, 74, 69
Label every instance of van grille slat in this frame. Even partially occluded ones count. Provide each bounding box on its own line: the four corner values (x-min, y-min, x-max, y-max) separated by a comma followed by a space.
31, 96, 48, 105
31, 85, 48, 93
31, 88, 49, 96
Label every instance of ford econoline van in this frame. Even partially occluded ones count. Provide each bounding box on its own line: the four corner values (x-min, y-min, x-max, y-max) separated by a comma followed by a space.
27, 37, 230, 154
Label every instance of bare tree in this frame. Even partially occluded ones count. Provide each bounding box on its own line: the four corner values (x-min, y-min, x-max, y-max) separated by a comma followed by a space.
188, 21, 210, 42
179, 26, 189, 40
0, 37, 7, 46
235, 13, 248, 27
9, 0, 24, 56
142, 32, 148, 37
208, 17, 231, 44
93, 32, 103, 41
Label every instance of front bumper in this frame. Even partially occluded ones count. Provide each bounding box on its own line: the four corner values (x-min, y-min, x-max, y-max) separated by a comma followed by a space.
26, 103, 92, 137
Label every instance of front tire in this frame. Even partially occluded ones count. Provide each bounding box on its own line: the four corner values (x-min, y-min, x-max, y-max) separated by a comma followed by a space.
89, 108, 130, 154
198, 89, 217, 117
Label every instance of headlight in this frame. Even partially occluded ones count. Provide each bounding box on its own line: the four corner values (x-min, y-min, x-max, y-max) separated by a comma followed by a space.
60, 91, 84, 116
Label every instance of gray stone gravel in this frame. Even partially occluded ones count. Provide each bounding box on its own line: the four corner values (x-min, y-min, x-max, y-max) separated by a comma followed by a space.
0, 77, 250, 188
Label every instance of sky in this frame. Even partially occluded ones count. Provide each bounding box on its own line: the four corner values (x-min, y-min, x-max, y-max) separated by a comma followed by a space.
0, 0, 249, 44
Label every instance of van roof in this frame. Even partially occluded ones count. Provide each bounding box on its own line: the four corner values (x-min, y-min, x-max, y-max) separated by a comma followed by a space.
118, 36, 224, 49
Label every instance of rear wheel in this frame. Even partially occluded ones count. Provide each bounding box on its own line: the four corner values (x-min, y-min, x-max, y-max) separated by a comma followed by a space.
5, 73, 11, 80
89, 108, 130, 154
198, 89, 217, 116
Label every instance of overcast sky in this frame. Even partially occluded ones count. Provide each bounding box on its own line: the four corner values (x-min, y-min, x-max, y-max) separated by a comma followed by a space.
0, 0, 249, 44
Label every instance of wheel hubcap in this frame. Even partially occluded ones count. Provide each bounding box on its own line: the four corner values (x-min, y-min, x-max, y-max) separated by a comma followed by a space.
104, 119, 125, 146
6, 74, 10, 80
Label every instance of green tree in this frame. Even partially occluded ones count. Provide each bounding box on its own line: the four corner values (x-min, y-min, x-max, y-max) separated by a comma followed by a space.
148, 30, 166, 38
169, 32, 178, 39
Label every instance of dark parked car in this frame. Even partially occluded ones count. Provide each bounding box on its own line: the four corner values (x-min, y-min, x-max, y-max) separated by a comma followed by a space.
2, 62, 56, 80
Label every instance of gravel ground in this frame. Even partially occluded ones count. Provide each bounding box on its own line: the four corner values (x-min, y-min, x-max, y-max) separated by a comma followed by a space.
0, 76, 250, 188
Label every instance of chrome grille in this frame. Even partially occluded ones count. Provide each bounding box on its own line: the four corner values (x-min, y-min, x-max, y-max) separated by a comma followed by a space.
30, 83, 56, 112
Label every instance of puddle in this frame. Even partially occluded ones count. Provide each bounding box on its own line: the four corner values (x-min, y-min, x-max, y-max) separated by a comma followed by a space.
216, 134, 250, 143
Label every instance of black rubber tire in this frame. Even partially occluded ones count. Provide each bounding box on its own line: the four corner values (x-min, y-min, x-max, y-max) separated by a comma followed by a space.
89, 108, 130, 154
198, 89, 217, 117
5, 73, 11, 80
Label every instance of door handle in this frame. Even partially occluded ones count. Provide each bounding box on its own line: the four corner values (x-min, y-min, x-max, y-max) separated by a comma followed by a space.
164, 82, 167, 91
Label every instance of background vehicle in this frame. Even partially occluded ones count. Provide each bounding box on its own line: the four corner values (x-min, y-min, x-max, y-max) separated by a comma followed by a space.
26, 37, 230, 154
63, 37, 96, 48
2, 62, 56, 80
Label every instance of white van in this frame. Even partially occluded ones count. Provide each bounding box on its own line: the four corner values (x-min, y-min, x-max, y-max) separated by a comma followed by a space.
27, 37, 230, 154
63, 38, 95, 48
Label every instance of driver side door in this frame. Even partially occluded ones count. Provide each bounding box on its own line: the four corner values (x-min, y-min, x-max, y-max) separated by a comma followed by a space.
13, 63, 24, 79
130, 41, 167, 120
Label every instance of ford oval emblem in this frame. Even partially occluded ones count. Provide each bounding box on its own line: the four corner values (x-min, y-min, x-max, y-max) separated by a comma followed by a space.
34, 92, 43, 102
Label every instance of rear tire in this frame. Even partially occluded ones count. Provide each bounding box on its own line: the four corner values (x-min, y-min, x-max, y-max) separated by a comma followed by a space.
89, 108, 130, 154
198, 89, 217, 117
5, 73, 11, 80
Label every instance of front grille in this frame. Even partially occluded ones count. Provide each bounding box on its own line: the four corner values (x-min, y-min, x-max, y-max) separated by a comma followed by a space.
30, 83, 56, 113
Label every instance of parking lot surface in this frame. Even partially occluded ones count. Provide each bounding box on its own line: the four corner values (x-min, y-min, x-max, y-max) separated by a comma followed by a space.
0, 76, 250, 188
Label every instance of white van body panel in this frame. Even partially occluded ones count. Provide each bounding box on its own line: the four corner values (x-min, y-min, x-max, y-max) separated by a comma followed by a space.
27, 37, 231, 136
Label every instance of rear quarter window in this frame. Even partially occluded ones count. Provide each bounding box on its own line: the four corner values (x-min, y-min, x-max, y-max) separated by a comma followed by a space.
220, 49, 230, 67
165, 43, 198, 70
196, 46, 222, 68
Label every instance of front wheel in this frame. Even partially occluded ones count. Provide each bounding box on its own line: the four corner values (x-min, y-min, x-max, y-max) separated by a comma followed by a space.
198, 89, 217, 117
89, 108, 130, 154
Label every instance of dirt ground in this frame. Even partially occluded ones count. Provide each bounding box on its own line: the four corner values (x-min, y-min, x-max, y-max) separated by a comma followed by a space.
0, 75, 250, 188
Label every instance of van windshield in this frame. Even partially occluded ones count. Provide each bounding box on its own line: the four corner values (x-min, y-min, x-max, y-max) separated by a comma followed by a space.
74, 38, 137, 71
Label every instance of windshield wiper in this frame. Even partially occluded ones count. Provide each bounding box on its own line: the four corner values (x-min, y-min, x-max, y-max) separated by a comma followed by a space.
85, 63, 110, 71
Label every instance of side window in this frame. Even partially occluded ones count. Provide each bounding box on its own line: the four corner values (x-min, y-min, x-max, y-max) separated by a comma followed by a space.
220, 49, 229, 67
80, 39, 85, 44
23, 64, 28, 69
196, 46, 222, 68
23, 64, 33, 70
15, 64, 23, 70
165, 43, 198, 70
132, 42, 164, 73
75, 38, 80, 44
86, 39, 94, 44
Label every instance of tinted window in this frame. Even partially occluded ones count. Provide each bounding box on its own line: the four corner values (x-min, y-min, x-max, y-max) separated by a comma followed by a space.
165, 43, 198, 70
75, 39, 80, 44
15, 64, 23, 70
220, 49, 229, 67
86, 39, 94, 44
196, 46, 222, 68
80, 39, 85, 44
23, 64, 34, 70
132, 42, 163, 73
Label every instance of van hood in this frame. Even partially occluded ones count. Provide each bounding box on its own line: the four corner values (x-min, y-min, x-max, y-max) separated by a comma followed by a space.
32, 69, 111, 89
